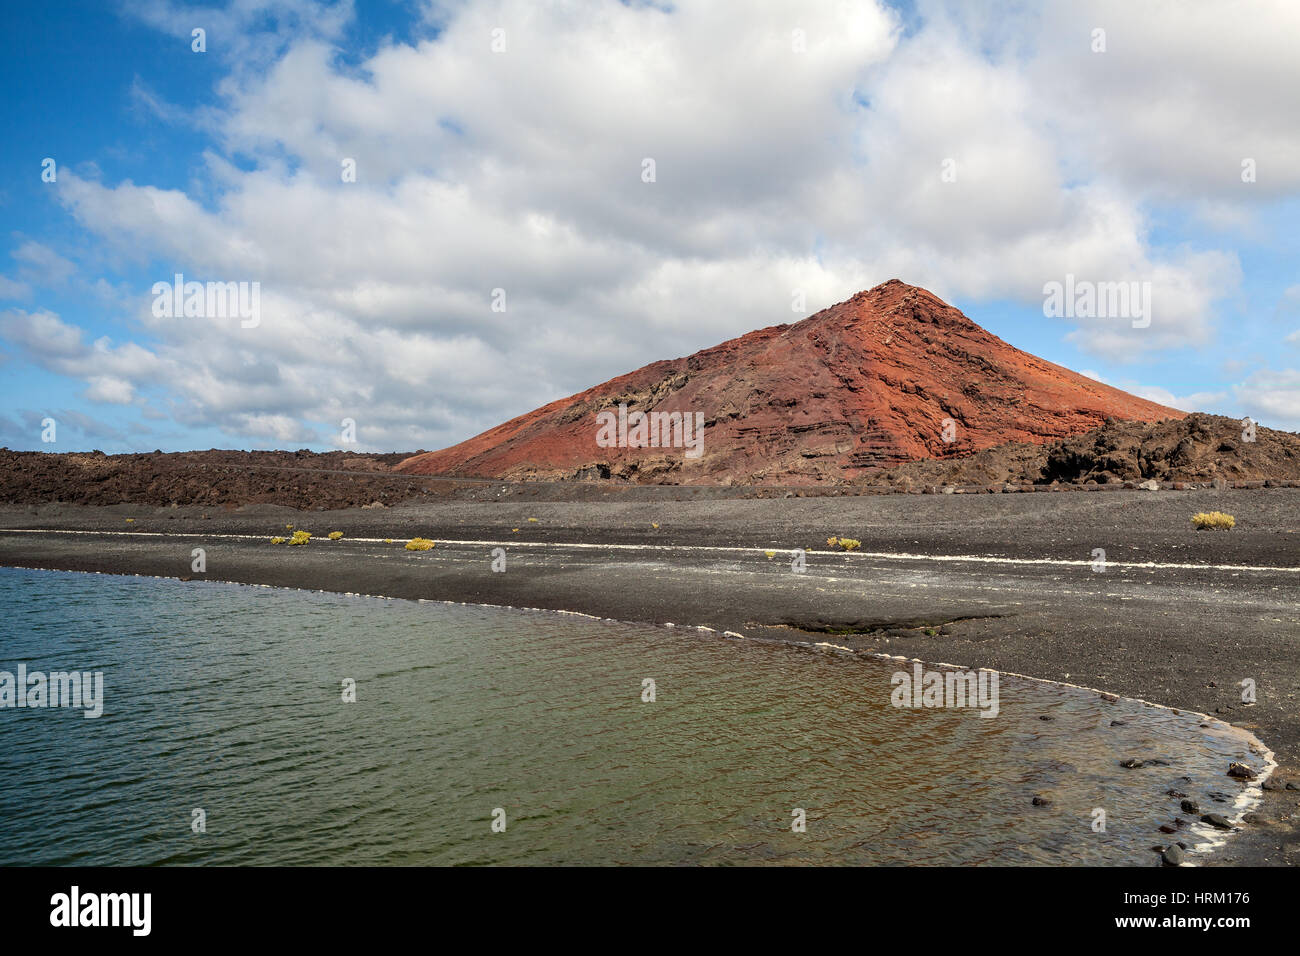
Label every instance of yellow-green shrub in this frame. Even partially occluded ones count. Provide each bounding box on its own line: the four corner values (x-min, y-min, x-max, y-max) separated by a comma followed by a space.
1192, 511, 1235, 530
328, 531, 343, 540
287, 530, 312, 546
827, 536, 861, 551
405, 537, 436, 551
270, 536, 286, 544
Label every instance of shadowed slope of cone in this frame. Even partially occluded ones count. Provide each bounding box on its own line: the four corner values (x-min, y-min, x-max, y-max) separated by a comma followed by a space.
397, 280, 1185, 485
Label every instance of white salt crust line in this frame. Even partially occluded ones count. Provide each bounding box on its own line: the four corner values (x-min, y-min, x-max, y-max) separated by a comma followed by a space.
3, 564, 1276, 867
2, 528, 1298, 574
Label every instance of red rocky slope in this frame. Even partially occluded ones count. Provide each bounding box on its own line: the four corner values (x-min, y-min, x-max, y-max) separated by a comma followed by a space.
396, 280, 1186, 485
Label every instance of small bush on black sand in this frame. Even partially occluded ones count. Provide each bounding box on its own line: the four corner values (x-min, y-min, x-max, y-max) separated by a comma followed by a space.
1191, 511, 1235, 530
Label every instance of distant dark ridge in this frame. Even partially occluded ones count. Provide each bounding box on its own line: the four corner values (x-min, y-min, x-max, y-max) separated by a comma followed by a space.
878, 413, 1300, 489
2, 414, 1297, 509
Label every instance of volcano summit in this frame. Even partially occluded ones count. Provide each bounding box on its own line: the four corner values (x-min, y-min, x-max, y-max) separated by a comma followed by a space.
397, 280, 1185, 485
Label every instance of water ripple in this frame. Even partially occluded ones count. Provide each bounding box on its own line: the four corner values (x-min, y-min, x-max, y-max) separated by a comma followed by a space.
0, 567, 1261, 866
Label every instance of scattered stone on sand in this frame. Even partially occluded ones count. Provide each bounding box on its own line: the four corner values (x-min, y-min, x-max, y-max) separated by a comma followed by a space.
1261, 777, 1286, 792
1242, 812, 1268, 825
1202, 813, 1234, 830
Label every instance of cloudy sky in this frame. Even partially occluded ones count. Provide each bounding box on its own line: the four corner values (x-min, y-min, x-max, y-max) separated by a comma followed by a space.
2, 0, 1299, 453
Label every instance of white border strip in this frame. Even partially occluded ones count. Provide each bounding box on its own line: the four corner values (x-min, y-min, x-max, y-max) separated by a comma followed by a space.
2, 528, 1297, 574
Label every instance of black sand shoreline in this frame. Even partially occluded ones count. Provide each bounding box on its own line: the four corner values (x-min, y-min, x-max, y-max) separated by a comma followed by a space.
2, 489, 1297, 866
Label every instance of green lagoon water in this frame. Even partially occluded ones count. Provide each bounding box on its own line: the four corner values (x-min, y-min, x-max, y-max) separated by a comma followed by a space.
0, 567, 1255, 865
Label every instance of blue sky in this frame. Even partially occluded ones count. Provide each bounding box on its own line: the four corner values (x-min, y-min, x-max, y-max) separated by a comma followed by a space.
2, 0, 1298, 453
